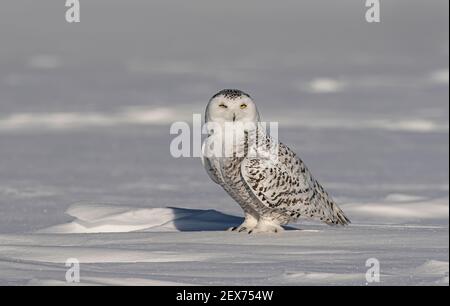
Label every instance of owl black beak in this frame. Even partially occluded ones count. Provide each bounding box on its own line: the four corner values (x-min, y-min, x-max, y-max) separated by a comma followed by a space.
232, 113, 236, 122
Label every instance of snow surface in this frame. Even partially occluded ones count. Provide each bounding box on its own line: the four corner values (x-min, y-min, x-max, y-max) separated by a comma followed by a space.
0, 222, 448, 286
0, 0, 448, 286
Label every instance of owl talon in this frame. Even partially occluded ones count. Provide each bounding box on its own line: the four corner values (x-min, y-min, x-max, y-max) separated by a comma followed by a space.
226, 214, 258, 233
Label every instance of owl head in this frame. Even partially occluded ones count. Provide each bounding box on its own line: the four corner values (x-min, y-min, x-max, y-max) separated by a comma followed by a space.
205, 89, 260, 124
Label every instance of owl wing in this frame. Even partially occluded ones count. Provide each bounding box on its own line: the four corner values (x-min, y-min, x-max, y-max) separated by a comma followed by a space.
240, 143, 350, 225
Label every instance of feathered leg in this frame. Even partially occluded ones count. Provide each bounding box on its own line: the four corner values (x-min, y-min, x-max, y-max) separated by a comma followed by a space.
248, 217, 284, 234
228, 213, 258, 233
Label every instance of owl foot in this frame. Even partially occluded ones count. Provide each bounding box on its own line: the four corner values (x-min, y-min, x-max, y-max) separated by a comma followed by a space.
248, 219, 284, 234
227, 225, 253, 233
227, 214, 258, 233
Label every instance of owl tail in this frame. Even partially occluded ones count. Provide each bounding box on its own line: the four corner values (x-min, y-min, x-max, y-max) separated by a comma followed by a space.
321, 197, 350, 226
312, 180, 351, 226
332, 205, 351, 226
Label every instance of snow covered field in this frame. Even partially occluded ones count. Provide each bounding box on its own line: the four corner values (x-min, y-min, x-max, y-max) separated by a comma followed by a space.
0, 0, 448, 285
0, 127, 447, 286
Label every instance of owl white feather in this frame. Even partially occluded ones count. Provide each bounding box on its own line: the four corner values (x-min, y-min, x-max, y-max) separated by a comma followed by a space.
202, 89, 350, 233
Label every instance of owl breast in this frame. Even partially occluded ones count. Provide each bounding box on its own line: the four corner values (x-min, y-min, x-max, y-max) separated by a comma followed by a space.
205, 129, 273, 218
210, 155, 265, 217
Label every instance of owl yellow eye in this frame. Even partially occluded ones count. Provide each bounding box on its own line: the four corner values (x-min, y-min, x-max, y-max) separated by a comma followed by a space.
219, 103, 227, 108
240, 103, 247, 109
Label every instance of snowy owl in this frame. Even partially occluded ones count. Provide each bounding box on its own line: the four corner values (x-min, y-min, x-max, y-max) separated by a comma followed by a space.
202, 89, 350, 233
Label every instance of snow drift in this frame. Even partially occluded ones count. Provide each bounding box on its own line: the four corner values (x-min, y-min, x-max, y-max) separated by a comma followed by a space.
38, 193, 449, 234
39, 203, 243, 234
